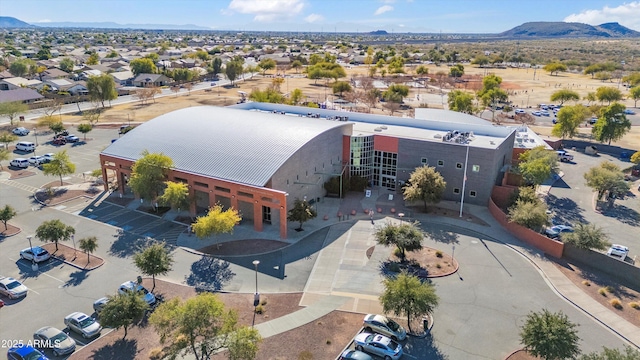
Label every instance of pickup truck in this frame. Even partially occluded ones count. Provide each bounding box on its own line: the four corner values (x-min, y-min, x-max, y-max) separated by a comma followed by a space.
556, 150, 574, 162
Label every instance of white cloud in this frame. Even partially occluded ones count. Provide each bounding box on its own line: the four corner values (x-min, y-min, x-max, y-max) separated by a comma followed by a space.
564, 2, 640, 30
380, 0, 396, 3
227, 0, 304, 22
34, 19, 52, 23
305, 13, 324, 23
374, 5, 393, 15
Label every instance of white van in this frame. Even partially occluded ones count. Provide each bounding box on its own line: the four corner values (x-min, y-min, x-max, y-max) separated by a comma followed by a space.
10, 158, 29, 168
16, 141, 36, 153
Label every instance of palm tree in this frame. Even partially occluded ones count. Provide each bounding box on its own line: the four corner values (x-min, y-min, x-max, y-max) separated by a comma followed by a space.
79, 236, 98, 263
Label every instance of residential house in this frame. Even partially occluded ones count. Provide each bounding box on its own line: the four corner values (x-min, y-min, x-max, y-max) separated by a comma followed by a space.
0, 88, 43, 104
0, 77, 42, 91
132, 73, 171, 87
41, 68, 70, 81
111, 70, 134, 86
77, 69, 102, 81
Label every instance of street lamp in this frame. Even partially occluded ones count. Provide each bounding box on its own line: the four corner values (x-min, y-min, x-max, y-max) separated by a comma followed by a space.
252, 260, 260, 327
33, 128, 38, 146
71, 235, 77, 260
27, 235, 38, 271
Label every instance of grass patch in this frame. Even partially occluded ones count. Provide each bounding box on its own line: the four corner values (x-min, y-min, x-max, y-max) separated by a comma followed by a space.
610, 298, 623, 309
629, 302, 640, 309
298, 350, 313, 360
598, 287, 609, 296
255, 304, 265, 314
581, 280, 590, 286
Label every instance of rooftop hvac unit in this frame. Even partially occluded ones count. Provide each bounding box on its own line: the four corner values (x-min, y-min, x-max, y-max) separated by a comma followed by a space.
374, 127, 383, 132
380, 125, 387, 129
434, 134, 442, 139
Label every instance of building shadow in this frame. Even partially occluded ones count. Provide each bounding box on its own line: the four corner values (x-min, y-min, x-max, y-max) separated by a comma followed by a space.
185, 257, 236, 292
546, 194, 586, 225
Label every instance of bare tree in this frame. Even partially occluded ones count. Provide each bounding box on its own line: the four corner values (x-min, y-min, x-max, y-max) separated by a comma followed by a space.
183, 83, 193, 95
383, 100, 401, 115
170, 85, 180, 97
515, 112, 536, 125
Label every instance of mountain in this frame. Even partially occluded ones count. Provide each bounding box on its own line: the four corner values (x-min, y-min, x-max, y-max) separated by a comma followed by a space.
499, 21, 640, 38
30, 21, 211, 30
0, 16, 36, 28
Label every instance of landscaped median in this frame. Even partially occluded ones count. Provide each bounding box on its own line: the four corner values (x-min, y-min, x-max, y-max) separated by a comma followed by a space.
40, 242, 104, 271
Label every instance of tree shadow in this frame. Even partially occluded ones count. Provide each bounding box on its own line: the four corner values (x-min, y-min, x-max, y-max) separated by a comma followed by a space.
63, 270, 90, 287
378, 260, 430, 279
405, 334, 448, 360
601, 204, 640, 227
108, 232, 149, 258
185, 257, 236, 292
90, 338, 139, 360
546, 194, 587, 225
421, 227, 459, 244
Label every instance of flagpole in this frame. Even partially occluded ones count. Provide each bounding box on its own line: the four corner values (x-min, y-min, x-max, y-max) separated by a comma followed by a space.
459, 144, 469, 217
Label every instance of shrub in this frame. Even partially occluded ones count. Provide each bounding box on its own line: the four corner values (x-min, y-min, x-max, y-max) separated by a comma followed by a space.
326, 339, 332, 344
435, 250, 443, 258
598, 287, 608, 296
629, 302, 640, 309
610, 298, 622, 309
436, 263, 442, 269
581, 280, 591, 286
149, 348, 164, 360
260, 298, 268, 306
393, 247, 403, 258
255, 304, 265, 314
605, 286, 614, 293
298, 350, 313, 360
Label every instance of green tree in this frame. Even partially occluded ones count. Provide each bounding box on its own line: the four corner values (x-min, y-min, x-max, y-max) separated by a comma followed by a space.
562, 223, 611, 250
552, 104, 589, 139
0, 101, 29, 126
383, 84, 409, 103
447, 90, 475, 114
291, 60, 303, 73
403, 165, 446, 211
517, 146, 558, 187
287, 198, 317, 231
449, 64, 464, 78
49, 121, 65, 135
630, 151, 640, 165
133, 241, 174, 291
145, 53, 160, 63
78, 236, 98, 263
584, 162, 630, 206
580, 346, 640, 360
0, 132, 18, 149
210, 57, 223, 78
99, 291, 149, 339
416, 65, 428, 77
86, 73, 117, 108
477, 74, 508, 120
225, 60, 244, 86
0, 149, 10, 170
0, 204, 17, 230
374, 221, 423, 262
42, 150, 76, 186
125, 53, 152, 72
508, 200, 550, 231
543, 62, 567, 76
308, 53, 322, 65
306, 62, 346, 84
9, 59, 31, 77
128, 150, 173, 202
592, 102, 631, 145
226, 327, 262, 360
76, 123, 92, 140
158, 181, 190, 212
59, 57, 75, 73
332, 81, 352, 97
520, 309, 580, 360
193, 204, 241, 239
150, 292, 240, 360
550, 89, 580, 105
288, 88, 304, 105
595, 87, 622, 104
629, 86, 640, 108
380, 272, 438, 333
622, 72, 640, 87
471, 54, 490, 67
248, 87, 285, 103
258, 58, 276, 76
87, 53, 99, 65
35, 219, 75, 251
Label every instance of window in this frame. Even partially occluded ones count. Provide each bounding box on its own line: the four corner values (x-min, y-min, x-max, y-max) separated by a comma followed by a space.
437, 160, 444, 167
456, 162, 463, 169
472, 165, 480, 172
453, 188, 460, 194
421, 157, 428, 164
469, 190, 477, 197
194, 181, 208, 188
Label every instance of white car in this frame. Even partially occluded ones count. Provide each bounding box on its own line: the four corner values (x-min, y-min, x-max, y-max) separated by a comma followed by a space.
28, 155, 45, 165
66, 134, 80, 143
9, 158, 29, 168
363, 314, 407, 341
515, 109, 526, 114
540, 110, 550, 116
64, 312, 102, 338
545, 225, 574, 239
0, 276, 28, 299
12, 127, 30, 136
34, 326, 76, 356
20, 246, 51, 263
607, 244, 629, 259
41, 153, 55, 163
353, 333, 403, 360
531, 111, 542, 116
118, 281, 156, 305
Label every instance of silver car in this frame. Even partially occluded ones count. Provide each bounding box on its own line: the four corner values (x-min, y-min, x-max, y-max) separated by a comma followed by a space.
64, 312, 102, 338
0, 276, 28, 299
363, 314, 407, 341
34, 326, 76, 356
118, 281, 156, 305
20, 246, 51, 263
354, 333, 403, 360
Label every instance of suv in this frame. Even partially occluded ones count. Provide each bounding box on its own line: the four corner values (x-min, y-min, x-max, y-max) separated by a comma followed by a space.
607, 244, 629, 260
12, 127, 30, 136
10, 158, 29, 168
556, 150, 574, 162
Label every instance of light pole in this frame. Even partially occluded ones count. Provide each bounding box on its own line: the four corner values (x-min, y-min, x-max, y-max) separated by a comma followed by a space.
252, 260, 260, 327
33, 128, 38, 146
71, 235, 77, 260
27, 235, 38, 271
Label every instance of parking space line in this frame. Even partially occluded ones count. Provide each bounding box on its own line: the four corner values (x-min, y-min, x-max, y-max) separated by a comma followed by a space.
12, 257, 66, 283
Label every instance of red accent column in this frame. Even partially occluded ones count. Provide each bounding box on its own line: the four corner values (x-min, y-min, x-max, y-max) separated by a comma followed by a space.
253, 202, 263, 232
279, 206, 287, 239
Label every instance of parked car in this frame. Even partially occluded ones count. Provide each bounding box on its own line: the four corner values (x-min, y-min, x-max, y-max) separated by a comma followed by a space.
65, 134, 80, 143
363, 314, 407, 341
58, 130, 69, 137
15, 141, 36, 152
64, 312, 102, 338
607, 244, 629, 259
545, 225, 574, 239
34, 326, 76, 356
20, 246, 51, 263
9, 158, 29, 168
41, 153, 55, 163
28, 155, 45, 166
589, 117, 598, 124
93, 297, 110, 313
556, 150, 574, 162
118, 281, 156, 305
340, 349, 373, 360
7, 345, 47, 360
531, 111, 542, 116
624, 109, 635, 115
514, 109, 526, 114
540, 110, 550, 116
52, 136, 66, 145
353, 333, 403, 360
0, 276, 28, 299
12, 127, 30, 136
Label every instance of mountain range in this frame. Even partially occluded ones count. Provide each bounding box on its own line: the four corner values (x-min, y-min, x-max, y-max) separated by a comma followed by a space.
1, 16, 640, 38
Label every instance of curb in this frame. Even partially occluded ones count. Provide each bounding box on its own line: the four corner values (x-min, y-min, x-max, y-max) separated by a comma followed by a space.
50, 253, 105, 271
407, 313, 434, 339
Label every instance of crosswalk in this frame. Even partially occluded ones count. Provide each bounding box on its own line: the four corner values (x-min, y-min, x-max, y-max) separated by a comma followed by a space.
0, 179, 40, 194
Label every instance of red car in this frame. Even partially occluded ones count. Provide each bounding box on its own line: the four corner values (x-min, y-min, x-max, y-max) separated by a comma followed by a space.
0, 299, 5, 308
52, 136, 67, 145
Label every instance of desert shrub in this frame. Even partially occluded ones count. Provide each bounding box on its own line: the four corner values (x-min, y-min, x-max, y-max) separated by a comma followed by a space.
326, 339, 332, 344
610, 298, 622, 309
629, 302, 640, 309
149, 348, 164, 360
605, 286, 614, 293
581, 280, 591, 286
436, 263, 442, 269
435, 250, 443, 258
598, 287, 608, 296
260, 298, 267, 306
298, 350, 313, 360
393, 247, 403, 258
255, 304, 265, 314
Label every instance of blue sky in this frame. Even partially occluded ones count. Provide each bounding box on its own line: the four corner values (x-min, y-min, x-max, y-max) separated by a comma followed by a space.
3, 0, 640, 33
